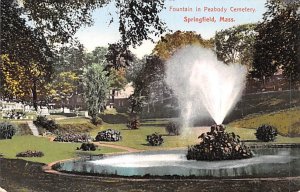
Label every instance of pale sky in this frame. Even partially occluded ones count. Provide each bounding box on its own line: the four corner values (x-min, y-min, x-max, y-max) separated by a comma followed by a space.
75, 0, 267, 58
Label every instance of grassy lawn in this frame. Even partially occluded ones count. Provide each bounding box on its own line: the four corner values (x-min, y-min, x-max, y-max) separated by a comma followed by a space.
88, 118, 300, 150
0, 136, 124, 164
228, 108, 300, 136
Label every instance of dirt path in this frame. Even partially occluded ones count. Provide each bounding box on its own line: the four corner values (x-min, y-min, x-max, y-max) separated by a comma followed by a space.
93, 142, 142, 153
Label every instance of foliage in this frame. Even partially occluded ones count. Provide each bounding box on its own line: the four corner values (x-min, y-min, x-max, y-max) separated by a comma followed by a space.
129, 55, 168, 113
16, 150, 44, 157
252, 0, 300, 82
165, 121, 181, 135
78, 143, 97, 151
95, 129, 122, 142
33, 116, 58, 132
53, 132, 92, 143
91, 116, 103, 126
54, 43, 87, 72
215, 24, 257, 69
115, 0, 167, 47
86, 46, 108, 66
255, 124, 278, 142
127, 118, 140, 130
153, 30, 214, 60
1, 1, 53, 109
146, 132, 164, 146
0, 55, 49, 110
105, 42, 135, 70
187, 125, 253, 161
83, 64, 110, 121
46, 71, 79, 106
0, 122, 16, 139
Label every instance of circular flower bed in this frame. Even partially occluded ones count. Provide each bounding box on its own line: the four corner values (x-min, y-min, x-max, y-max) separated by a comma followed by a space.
16, 150, 44, 157
187, 124, 253, 161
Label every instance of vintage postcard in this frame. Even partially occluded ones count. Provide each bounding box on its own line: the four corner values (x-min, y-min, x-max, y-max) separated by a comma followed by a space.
0, 0, 299, 191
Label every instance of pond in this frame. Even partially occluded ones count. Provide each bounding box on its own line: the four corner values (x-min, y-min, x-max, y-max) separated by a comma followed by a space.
54, 148, 300, 178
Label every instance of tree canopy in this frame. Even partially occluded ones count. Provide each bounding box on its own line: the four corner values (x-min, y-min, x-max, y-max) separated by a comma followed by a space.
252, 0, 300, 82
153, 30, 214, 60
215, 24, 257, 70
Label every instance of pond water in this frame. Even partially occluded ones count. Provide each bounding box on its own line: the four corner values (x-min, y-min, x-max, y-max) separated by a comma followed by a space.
55, 148, 300, 178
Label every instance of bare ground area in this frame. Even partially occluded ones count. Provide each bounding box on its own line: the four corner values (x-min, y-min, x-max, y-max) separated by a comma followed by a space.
1, 158, 300, 192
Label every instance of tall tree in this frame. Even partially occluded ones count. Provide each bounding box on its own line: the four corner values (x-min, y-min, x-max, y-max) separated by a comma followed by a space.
129, 55, 166, 113
1, 0, 167, 107
252, 0, 300, 82
153, 31, 214, 60
45, 72, 79, 109
83, 64, 110, 122
215, 24, 257, 70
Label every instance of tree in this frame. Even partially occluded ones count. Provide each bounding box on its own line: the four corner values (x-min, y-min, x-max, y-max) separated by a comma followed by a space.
1, 0, 167, 107
105, 42, 134, 70
83, 64, 110, 121
46, 72, 79, 109
0, 55, 48, 110
215, 24, 257, 70
252, 0, 300, 82
153, 30, 214, 60
86, 47, 108, 66
54, 43, 87, 73
109, 68, 128, 103
129, 55, 167, 113
1, 0, 53, 109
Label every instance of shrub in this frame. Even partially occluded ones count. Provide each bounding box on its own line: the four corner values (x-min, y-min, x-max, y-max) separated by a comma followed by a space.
16, 150, 44, 157
33, 116, 58, 132
146, 132, 164, 146
187, 124, 253, 161
78, 143, 97, 151
53, 132, 92, 143
0, 122, 16, 139
165, 121, 181, 135
95, 129, 122, 142
127, 118, 140, 129
91, 116, 103, 126
255, 124, 278, 142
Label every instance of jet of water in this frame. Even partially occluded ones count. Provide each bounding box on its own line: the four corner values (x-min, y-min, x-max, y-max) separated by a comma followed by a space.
166, 46, 247, 127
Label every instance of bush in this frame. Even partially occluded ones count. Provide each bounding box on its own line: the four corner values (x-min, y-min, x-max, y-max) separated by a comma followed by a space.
0, 122, 16, 139
165, 121, 181, 135
33, 116, 58, 132
255, 124, 278, 142
187, 125, 253, 161
95, 129, 122, 142
91, 116, 103, 126
16, 150, 44, 157
127, 118, 140, 129
53, 132, 92, 143
146, 132, 164, 146
78, 143, 97, 151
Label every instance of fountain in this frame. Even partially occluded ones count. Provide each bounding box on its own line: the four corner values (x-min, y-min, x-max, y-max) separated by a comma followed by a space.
165, 46, 247, 128
53, 46, 300, 178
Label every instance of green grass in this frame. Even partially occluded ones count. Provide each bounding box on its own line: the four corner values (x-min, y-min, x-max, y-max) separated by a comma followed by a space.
0, 136, 124, 164
228, 108, 300, 136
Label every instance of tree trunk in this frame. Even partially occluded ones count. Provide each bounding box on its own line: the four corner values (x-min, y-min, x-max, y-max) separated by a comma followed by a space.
112, 89, 116, 107
32, 81, 38, 111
